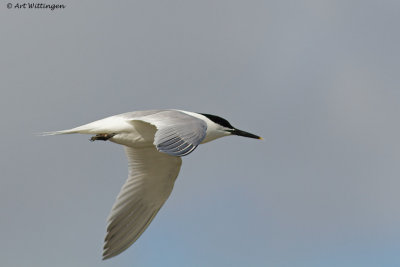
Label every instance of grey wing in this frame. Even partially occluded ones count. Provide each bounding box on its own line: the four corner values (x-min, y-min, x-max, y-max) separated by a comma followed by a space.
130, 110, 207, 157
103, 146, 182, 260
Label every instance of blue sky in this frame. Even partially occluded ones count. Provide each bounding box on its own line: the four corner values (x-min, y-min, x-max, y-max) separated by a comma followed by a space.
1, 1, 400, 266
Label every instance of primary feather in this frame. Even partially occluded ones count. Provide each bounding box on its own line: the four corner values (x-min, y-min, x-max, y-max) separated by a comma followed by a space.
103, 146, 182, 259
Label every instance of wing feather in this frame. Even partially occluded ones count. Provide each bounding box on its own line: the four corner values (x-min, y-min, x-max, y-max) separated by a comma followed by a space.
129, 110, 207, 157
103, 146, 182, 260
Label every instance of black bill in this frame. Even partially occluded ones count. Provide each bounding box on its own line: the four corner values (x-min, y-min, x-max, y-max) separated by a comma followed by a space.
230, 128, 263, 140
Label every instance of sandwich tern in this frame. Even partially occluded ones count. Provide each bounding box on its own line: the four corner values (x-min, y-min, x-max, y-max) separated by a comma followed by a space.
44, 109, 262, 259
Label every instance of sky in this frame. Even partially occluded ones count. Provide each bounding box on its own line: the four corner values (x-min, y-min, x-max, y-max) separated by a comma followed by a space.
1, 0, 400, 266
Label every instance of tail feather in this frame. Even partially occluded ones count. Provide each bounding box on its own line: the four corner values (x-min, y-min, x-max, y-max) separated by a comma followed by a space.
40, 115, 131, 137
40, 124, 104, 136
39, 129, 79, 136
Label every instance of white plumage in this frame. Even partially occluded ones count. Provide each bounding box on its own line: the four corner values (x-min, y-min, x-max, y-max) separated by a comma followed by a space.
44, 109, 261, 259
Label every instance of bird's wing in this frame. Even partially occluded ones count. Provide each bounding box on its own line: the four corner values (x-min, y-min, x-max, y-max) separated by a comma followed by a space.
126, 110, 208, 157
103, 146, 182, 260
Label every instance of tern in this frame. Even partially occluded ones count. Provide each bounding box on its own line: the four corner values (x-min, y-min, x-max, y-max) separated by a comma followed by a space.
44, 109, 262, 259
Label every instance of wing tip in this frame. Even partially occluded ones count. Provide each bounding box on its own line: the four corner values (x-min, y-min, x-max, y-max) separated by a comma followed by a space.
102, 250, 113, 261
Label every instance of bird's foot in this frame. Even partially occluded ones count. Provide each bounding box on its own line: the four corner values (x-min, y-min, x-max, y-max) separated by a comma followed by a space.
90, 133, 116, 142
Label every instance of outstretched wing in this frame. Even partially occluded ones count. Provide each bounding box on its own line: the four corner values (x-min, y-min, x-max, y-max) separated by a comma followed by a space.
128, 110, 207, 157
103, 146, 182, 260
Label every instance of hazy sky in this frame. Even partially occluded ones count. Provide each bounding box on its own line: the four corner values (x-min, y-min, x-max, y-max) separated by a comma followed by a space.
1, 1, 400, 266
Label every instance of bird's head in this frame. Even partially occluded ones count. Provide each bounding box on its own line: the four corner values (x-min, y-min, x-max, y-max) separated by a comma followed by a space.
200, 113, 263, 142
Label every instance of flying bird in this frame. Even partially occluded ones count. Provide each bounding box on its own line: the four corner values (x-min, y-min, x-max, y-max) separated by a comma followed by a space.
44, 109, 262, 259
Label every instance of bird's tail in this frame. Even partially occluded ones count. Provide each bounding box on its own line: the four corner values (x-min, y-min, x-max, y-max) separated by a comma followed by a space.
39, 129, 79, 136
39, 115, 129, 137
39, 120, 107, 136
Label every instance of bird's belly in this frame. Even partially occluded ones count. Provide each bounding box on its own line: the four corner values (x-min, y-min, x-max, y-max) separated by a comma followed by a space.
109, 132, 153, 147
109, 121, 157, 148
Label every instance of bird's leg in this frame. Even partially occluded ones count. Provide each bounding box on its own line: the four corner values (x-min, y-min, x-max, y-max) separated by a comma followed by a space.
90, 133, 116, 142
